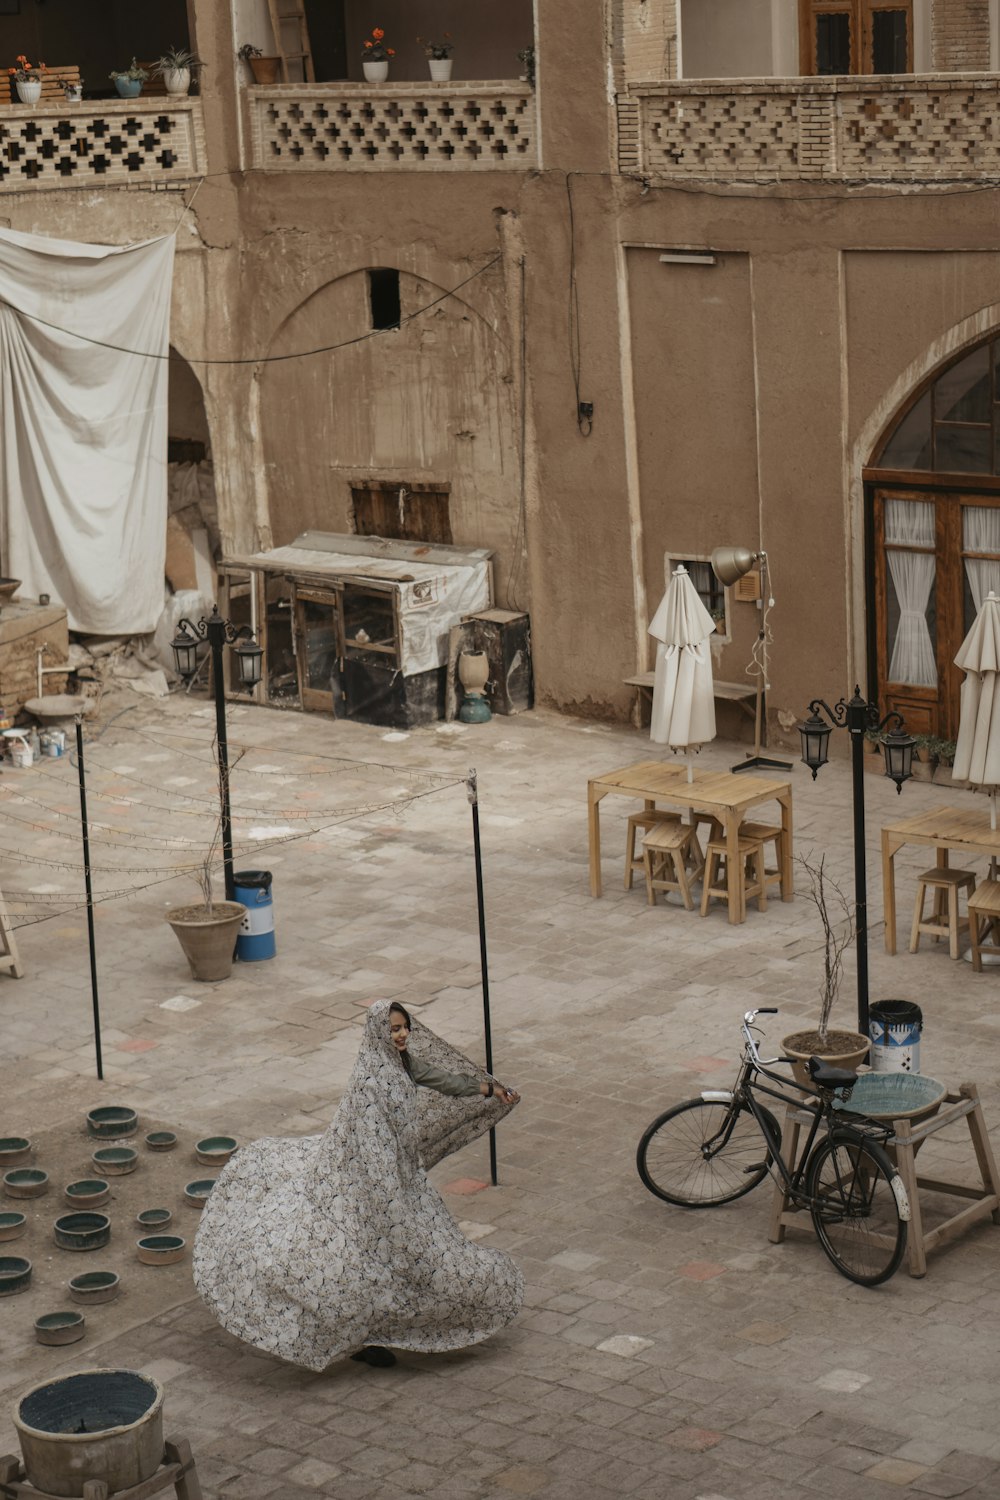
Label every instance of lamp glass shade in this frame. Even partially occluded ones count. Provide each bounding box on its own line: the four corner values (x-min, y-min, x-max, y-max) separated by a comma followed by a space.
170, 629, 199, 679
798, 712, 831, 780
882, 728, 915, 792
232, 637, 263, 689
710, 545, 757, 587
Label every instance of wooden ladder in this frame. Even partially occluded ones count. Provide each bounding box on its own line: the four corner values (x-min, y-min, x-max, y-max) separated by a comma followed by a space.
266, 0, 315, 82
0, 886, 23, 979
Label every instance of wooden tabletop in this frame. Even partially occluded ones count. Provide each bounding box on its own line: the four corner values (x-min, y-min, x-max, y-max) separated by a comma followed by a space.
882, 804, 1000, 852
589, 759, 792, 811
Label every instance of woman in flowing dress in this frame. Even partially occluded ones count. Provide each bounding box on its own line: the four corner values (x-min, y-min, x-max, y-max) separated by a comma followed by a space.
193, 999, 523, 1371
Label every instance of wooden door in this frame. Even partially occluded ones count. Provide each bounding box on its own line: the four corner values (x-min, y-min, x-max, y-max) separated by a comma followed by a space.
799, 0, 912, 74
293, 587, 344, 712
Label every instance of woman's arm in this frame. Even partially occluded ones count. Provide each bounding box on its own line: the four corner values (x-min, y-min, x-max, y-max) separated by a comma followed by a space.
408, 1054, 519, 1104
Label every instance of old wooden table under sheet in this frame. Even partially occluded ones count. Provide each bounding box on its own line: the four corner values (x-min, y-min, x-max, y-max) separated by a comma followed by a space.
587, 759, 794, 923
881, 804, 1000, 955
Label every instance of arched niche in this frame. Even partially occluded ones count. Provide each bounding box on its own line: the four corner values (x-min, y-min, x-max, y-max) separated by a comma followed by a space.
166, 347, 217, 597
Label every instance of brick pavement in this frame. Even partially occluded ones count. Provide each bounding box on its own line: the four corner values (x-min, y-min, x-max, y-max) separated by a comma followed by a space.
1, 692, 999, 1498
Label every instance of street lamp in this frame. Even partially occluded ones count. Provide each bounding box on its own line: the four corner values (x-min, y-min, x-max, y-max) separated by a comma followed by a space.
170, 606, 263, 902
798, 687, 915, 1037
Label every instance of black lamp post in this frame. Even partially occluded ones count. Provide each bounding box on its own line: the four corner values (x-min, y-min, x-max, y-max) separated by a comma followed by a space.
170, 606, 263, 902
798, 687, 915, 1038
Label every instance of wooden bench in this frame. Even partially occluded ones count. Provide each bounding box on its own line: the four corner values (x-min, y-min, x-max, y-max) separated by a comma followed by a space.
625, 671, 756, 725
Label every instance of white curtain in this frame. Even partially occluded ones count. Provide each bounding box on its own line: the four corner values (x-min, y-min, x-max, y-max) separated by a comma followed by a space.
0, 227, 174, 634
885, 499, 937, 688
963, 506, 1000, 612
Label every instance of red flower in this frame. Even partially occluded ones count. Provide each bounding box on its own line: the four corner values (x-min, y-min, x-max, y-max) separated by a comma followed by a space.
372, 27, 384, 40
386, 48, 395, 56
364, 40, 373, 48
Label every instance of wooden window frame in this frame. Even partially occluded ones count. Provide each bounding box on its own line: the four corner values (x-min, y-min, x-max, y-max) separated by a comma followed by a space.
799, 0, 913, 75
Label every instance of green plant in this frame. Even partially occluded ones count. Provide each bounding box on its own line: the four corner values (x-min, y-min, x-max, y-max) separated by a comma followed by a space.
237, 43, 262, 62
362, 26, 395, 62
109, 58, 148, 82
153, 46, 204, 77
913, 734, 956, 766
517, 45, 535, 86
417, 34, 453, 58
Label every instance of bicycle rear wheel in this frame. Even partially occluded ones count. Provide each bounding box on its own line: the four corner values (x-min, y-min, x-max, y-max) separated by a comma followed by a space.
806, 1130, 907, 1286
636, 1098, 780, 1207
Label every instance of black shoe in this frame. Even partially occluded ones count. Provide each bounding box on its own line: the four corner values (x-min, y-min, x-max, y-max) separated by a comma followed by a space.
350, 1346, 396, 1368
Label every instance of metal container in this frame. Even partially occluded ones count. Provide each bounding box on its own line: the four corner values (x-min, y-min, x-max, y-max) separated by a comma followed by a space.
15, 1369, 164, 1498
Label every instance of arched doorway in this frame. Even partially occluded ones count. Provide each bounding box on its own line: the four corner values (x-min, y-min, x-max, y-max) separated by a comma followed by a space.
866, 334, 1000, 739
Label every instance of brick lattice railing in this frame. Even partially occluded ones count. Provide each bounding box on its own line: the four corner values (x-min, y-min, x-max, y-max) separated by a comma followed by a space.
621, 75, 1000, 181
248, 83, 538, 171
0, 98, 206, 192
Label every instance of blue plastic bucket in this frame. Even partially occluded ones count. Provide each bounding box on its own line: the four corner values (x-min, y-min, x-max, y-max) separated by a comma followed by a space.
234, 871, 275, 962
869, 1000, 922, 1074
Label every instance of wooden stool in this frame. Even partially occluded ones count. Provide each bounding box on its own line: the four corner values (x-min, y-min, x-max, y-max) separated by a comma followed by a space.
0, 1438, 202, 1499
643, 822, 697, 911
625, 809, 681, 890
968, 879, 1000, 972
909, 867, 976, 959
700, 836, 765, 920
739, 820, 784, 901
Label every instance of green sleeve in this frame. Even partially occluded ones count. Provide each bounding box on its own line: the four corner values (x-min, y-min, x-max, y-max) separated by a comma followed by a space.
408, 1053, 483, 1098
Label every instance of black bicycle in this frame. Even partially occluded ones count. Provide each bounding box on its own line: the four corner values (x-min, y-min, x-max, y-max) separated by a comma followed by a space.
636, 1008, 910, 1286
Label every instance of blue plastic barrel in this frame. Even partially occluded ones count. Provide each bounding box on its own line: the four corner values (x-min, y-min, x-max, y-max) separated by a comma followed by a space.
234, 870, 276, 962
869, 1000, 922, 1074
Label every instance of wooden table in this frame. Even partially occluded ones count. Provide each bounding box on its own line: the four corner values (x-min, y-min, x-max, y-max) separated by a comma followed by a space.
882, 804, 1000, 955
587, 759, 794, 923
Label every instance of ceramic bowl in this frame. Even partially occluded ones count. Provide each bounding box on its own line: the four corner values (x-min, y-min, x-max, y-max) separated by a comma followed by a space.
183, 1179, 215, 1208
136, 1234, 186, 1266
86, 1106, 138, 1139
136, 1208, 172, 1230
3, 1168, 48, 1199
64, 1179, 110, 1209
145, 1131, 177, 1152
0, 1137, 31, 1166
194, 1136, 237, 1166
0, 1256, 31, 1295
53, 1213, 111, 1252
35, 1310, 85, 1345
0, 1211, 26, 1242
91, 1146, 138, 1176
68, 1271, 121, 1305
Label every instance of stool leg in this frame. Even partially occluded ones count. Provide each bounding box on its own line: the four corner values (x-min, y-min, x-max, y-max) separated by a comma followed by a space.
687, 829, 705, 882
971, 908, 983, 973
644, 845, 657, 907
909, 882, 926, 954
754, 848, 767, 913
932, 884, 947, 944
625, 819, 638, 890
673, 849, 693, 912
700, 851, 716, 917
948, 887, 961, 960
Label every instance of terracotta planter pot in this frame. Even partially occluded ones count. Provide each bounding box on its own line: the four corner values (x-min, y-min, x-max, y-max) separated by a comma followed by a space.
782, 1029, 870, 1090
249, 55, 281, 84
165, 902, 246, 982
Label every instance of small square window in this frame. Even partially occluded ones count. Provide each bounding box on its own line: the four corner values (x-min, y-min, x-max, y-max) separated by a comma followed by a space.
668, 556, 727, 637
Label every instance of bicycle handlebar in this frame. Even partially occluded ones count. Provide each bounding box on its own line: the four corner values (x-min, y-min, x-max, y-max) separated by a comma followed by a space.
742, 1007, 782, 1068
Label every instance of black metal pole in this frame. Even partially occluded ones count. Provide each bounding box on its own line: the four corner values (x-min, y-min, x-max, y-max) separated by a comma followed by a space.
207, 616, 235, 902
468, 769, 498, 1187
75, 718, 103, 1081
847, 697, 870, 1038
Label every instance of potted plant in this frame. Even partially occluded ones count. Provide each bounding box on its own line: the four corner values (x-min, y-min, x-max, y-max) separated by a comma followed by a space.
8, 56, 46, 107
165, 748, 247, 983
417, 33, 453, 82
153, 45, 203, 96
362, 27, 394, 83
63, 77, 83, 103
238, 42, 281, 86
782, 854, 869, 1087
517, 45, 535, 87
109, 58, 148, 98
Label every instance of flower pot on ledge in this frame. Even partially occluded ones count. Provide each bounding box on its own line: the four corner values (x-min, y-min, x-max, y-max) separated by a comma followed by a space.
15, 79, 42, 106
249, 55, 281, 84
363, 59, 389, 83
428, 58, 453, 81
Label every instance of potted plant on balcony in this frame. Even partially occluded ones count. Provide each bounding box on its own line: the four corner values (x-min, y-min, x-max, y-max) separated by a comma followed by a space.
238, 42, 281, 86
418, 33, 453, 82
517, 45, 535, 87
109, 58, 148, 98
63, 77, 83, 103
782, 854, 870, 1087
362, 27, 394, 83
153, 45, 203, 96
8, 57, 46, 107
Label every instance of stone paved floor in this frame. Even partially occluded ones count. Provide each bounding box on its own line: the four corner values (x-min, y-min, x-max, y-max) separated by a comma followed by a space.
1, 691, 999, 1498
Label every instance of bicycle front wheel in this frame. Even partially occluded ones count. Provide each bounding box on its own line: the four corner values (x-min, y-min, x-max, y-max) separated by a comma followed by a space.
806, 1130, 907, 1286
636, 1099, 779, 1207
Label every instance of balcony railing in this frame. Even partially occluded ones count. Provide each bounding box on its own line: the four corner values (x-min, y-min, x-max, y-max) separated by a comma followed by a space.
618, 75, 1000, 182
0, 97, 206, 193
248, 82, 538, 171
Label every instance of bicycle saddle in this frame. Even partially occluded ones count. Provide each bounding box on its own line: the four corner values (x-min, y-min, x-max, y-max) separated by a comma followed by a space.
807, 1057, 858, 1088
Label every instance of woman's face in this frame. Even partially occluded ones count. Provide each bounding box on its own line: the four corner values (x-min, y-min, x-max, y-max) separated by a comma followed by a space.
389, 1010, 410, 1052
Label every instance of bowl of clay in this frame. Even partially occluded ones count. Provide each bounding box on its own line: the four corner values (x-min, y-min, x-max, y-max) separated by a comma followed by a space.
0, 1256, 32, 1295
136, 1235, 186, 1266
35, 1311, 85, 1346
0, 1137, 31, 1166
3, 1168, 48, 1199
53, 1213, 111, 1253
136, 1208, 172, 1231
91, 1146, 137, 1177
183, 1179, 215, 1209
64, 1179, 110, 1210
194, 1136, 237, 1166
0, 1212, 26, 1242
87, 1106, 138, 1140
69, 1271, 121, 1305
145, 1131, 177, 1153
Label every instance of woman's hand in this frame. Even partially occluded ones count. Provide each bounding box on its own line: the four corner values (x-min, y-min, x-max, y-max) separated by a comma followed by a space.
480, 1081, 519, 1105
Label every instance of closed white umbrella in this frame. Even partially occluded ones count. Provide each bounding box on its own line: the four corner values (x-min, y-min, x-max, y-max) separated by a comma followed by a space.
953, 590, 1000, 829
648, 565, 717, 780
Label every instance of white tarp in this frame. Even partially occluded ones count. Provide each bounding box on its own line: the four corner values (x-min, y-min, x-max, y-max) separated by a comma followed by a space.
0, 227, 174, 633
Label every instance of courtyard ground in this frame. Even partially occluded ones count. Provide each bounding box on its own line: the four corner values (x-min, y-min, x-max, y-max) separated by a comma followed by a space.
1, 689, 999, 1500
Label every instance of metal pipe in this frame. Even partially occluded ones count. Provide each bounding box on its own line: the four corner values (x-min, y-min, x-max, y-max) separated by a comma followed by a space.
75, 717, 103, 1081
468, 769, 497, 1187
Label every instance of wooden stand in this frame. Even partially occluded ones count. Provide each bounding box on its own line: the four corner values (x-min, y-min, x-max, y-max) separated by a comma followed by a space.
0, 886, 23, 978
0, 1439, 202, 1500
768, 1082, 1000, 1277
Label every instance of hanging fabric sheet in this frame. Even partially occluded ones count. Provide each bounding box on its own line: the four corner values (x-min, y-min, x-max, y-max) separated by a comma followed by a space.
0, 227, 174, 633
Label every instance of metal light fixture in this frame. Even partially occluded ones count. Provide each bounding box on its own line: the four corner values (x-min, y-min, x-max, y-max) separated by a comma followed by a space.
882, 725, 916, 791
232, 636, 264, 691
798, 710, 832, 779
170, 624, 200, 680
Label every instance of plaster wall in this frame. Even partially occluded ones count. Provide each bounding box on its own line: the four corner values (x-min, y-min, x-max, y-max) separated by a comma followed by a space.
679, 0, 776, 79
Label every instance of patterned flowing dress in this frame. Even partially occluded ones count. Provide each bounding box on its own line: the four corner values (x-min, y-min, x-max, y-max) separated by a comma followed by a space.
192, 1000, 523, 1370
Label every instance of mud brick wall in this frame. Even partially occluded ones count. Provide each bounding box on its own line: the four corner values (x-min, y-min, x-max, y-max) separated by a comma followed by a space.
0, 604, 69, 717
932, 0, 991, 71
620, 0, 679, 85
